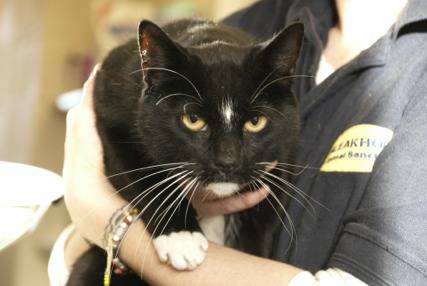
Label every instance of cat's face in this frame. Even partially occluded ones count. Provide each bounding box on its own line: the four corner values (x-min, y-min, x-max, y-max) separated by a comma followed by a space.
136, 21, 303, 197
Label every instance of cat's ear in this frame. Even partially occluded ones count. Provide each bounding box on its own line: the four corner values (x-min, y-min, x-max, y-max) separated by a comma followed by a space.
138, 20, 188, 79
257, 23, 304, 75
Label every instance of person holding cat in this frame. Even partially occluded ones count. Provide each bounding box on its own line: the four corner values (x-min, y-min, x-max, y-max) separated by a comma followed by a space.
51, 0, 427, 285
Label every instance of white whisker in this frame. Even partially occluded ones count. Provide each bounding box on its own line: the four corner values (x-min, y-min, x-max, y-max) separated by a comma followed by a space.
251, 105, 287, 118
113, 166, 186, 196
259, 170, 327, 210
250, 75, 314, 103
254, 179, 295, 253
131, 170, 192, 214
130, 67, 203, 101
119, 171, 193, 276
185, 178, 205, 227
151, 176, 195, 228
107, 162, 193, 179
254, 172, 316, 217
156, 93, 201, 106
157, 176, 199, 237
74, 165, 188, 233
250, 66, 282, 100
257, 161, 316, 170
137, 176, 199, 277
96, 170, 190, 244
274, 166, 307, 176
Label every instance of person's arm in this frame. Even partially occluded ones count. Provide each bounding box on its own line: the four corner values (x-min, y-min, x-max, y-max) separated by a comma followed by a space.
120, 220, 301, 286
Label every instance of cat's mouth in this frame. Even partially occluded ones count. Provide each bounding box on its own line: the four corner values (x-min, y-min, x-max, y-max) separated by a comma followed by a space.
201, 161, 277, 199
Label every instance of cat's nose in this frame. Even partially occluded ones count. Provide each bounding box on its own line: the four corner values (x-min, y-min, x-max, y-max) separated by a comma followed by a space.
215, 156, 239, 173
214, 135, 241, 173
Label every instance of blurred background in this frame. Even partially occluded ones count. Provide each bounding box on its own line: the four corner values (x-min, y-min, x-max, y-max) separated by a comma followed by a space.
0, 0, 256, 285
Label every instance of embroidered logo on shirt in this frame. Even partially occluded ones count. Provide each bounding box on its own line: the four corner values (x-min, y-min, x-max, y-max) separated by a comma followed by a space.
320, 124, 393, 173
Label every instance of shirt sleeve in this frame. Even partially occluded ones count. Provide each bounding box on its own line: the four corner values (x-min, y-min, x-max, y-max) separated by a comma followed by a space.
327, 75, 427, 285
48, 225, 75, 286
289, 268, 368, 286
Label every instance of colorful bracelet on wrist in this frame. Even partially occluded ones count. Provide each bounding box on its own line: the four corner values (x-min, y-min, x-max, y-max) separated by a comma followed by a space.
103, 206, 139, 286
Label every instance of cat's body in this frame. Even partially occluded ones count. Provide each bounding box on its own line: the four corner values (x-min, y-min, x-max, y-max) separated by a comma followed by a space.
67, 19, 303, 286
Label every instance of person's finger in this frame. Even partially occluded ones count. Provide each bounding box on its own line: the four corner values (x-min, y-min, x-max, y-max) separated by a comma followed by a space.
195, 186, 270, 218
63, 65, 104, 178
65, 107, 76, 141
81, 64, 100, 107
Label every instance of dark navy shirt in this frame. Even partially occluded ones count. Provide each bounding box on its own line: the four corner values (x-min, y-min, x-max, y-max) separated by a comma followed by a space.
225, 0, 427, 285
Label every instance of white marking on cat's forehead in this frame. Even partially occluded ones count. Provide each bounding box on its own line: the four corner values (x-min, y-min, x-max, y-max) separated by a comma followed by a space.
221, 98, 234, 130
224, 105, 232, 122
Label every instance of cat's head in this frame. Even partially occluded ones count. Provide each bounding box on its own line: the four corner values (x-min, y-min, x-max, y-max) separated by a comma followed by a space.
136, 20, 303, 197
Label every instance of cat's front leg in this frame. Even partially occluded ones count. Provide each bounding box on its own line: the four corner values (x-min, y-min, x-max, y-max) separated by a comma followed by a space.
151, 201, 208, 270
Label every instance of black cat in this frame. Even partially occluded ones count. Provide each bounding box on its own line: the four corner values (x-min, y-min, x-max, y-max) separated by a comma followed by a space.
67, 18, 303, 286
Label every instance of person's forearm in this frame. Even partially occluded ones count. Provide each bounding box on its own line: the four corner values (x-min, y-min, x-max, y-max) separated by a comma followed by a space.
121, 221, 302, 286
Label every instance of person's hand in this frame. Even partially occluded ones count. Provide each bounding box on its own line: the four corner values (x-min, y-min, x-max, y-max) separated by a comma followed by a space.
190, 187, 269, 218
63, 65, 125, 247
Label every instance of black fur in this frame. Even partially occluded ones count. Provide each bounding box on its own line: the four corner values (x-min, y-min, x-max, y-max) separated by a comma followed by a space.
67, 19, 303, 285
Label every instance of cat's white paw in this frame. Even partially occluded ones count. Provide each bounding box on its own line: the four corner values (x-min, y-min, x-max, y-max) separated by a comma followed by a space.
153, 231, 208, 270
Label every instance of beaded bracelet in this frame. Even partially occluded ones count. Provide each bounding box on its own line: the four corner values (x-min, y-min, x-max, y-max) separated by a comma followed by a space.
103, 207, 139, 286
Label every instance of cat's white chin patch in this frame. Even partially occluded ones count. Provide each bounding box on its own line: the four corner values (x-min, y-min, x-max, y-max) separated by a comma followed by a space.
153, 231, 208, 271
205, 182, 240, 197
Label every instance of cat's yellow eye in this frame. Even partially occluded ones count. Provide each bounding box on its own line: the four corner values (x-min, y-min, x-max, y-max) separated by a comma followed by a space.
182, 114, 207, 132
244, 116, 268, 133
